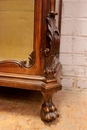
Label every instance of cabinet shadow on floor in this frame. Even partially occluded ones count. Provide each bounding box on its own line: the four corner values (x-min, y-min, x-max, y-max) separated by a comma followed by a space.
0, 87, 43, 117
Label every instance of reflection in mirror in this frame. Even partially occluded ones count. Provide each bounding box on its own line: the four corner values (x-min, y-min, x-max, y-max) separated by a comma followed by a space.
0, 0, 34, 61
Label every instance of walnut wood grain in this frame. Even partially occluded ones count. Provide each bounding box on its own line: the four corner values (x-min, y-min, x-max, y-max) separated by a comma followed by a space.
40, 0, 62, 122
0, 0, 62, 122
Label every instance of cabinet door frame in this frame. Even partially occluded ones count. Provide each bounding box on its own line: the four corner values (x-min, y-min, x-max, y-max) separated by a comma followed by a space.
0, 0, 45, 75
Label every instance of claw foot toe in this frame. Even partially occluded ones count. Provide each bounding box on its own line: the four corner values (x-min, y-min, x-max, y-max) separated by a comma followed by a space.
41, 102, 59, 122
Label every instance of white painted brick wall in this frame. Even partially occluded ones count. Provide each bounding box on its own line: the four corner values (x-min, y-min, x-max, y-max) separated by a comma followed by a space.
56, 0, 87, 90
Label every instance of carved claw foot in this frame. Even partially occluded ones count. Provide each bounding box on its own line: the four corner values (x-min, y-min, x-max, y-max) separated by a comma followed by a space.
41, 102, 59, 122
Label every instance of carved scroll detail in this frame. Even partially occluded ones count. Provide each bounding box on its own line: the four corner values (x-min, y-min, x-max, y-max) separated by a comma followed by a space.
28, 51, 35, 66
0, 51, 35, 69
44, 11, 60, 78
20, 51, 35, 68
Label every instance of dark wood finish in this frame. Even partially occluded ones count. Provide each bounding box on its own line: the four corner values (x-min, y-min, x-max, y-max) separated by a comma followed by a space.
0, 0, 62, 122
58, 0, 62, 34
41, 0, 62, 122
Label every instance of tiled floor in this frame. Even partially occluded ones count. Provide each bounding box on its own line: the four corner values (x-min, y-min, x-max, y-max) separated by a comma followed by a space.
0, 87, 87, 130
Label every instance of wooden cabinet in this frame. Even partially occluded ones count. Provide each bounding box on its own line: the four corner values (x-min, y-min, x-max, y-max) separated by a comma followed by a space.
0, 0, 62, 122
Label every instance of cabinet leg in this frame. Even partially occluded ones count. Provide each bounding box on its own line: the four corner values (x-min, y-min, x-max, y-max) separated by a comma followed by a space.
41, 92, 59, 122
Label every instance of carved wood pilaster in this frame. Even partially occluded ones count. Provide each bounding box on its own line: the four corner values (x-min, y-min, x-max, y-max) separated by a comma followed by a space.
41, 0, 62, 122
44, 4, 60, 79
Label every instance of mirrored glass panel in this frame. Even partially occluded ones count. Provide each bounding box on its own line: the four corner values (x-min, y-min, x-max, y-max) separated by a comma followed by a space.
0, 0, 34, 61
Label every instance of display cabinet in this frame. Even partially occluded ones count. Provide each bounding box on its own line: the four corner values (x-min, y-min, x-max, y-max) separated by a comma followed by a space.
0, 0, 62, 121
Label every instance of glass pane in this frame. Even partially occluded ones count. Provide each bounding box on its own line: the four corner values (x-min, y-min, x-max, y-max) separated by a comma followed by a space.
0, 0, 34, 61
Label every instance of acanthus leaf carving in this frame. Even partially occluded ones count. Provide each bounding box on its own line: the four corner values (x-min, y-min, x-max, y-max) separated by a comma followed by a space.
44, 11, 60, 78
